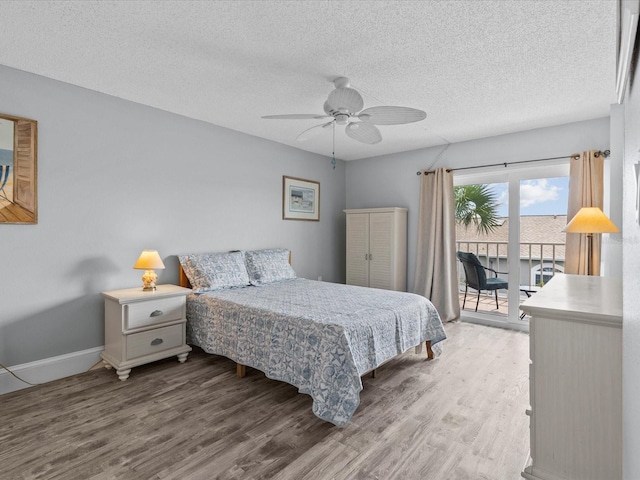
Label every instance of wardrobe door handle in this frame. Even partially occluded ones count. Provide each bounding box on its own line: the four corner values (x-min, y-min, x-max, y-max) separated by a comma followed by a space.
150, 338, 164, 346
369, 254, 373, 261
150, 310, 163, 317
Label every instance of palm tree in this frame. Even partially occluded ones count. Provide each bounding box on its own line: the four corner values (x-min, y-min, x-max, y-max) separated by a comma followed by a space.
454, 184, 501, 235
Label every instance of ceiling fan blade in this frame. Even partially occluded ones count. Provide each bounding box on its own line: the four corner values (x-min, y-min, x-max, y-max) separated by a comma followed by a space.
326, 87, 364, 114
358, 106, 426, 125
345, 122, 382, 144
296, 121, 334, 142
262, 114, 330, 120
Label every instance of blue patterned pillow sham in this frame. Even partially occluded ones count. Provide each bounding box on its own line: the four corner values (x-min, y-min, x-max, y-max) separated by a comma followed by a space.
178, 251, 250, 293
244, 248, 296, 285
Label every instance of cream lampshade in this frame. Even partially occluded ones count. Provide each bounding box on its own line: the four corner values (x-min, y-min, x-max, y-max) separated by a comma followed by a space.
564, 207, 620, 276
133, 250, 165, 291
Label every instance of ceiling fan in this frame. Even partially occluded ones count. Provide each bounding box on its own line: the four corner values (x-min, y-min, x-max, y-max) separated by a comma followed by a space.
261, 77, 427, 145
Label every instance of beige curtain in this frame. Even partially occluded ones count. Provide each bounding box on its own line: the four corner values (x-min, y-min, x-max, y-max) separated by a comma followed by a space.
565, 150, 604, 275
414, 168, 460, 322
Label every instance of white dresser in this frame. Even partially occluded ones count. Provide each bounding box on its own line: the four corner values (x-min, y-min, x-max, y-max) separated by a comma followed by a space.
344, 207, 407, 291
520, 274, 622, 480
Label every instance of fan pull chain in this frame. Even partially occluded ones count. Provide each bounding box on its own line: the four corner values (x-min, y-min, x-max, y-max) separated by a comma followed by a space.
331, 123, 336, 170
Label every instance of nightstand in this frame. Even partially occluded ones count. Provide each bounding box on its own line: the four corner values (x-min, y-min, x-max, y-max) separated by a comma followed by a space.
100, 284, 192, 380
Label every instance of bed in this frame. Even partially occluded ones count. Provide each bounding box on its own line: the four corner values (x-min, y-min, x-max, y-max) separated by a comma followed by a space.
178, 248, 446, 426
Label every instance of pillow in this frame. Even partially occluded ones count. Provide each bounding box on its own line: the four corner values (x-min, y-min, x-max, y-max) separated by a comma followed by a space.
244, 248, 296, 285
178, 251, 250, 293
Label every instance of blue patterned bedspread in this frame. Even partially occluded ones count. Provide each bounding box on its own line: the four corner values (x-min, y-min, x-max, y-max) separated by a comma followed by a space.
186, 278, 446, 426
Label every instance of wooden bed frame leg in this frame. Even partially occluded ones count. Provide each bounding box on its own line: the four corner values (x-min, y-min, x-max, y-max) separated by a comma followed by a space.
426, 341, 434, 360
236, 364, 246, 378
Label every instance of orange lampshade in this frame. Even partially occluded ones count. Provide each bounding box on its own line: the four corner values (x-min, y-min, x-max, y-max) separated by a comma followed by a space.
564, 207, 620, 234
133, 250, 166, 270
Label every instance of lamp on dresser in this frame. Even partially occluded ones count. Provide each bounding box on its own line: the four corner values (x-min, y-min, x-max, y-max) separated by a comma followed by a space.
563, 206, 619, 275
133, 250, 165, 291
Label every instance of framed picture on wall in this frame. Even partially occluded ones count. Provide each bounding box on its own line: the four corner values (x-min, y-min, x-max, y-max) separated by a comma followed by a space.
0, 112, 38, 224
283, 175, 320, 221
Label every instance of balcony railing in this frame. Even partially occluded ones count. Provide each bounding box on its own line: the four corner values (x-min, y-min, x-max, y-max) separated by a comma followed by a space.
455, 240, 565, 318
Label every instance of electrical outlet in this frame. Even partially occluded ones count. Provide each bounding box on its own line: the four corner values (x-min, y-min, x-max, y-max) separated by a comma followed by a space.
317, 276, 322, 281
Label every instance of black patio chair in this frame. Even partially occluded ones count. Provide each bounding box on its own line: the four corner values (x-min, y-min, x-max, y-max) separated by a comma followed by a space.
456, 251, 509, 311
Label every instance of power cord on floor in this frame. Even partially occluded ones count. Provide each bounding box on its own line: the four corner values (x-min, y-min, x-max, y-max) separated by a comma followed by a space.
88, 359, 103, 370
0, 361, 39, 386
0, 358, 104, 388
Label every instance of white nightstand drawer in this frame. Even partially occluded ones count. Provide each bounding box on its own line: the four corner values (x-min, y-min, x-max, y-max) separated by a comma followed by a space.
125, 296, 184, 330
126, 324, 184, 359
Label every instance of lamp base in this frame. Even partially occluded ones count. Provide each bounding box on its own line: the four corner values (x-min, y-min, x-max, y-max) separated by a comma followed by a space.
586, 233, 593, 276
141, 269, 158, 291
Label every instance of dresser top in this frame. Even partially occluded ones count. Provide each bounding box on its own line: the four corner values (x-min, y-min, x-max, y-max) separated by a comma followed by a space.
102, 284, 192, 303
520, 274, 622, 327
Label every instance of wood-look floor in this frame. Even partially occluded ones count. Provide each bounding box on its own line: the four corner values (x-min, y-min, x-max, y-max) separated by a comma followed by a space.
0, 322, 530, 480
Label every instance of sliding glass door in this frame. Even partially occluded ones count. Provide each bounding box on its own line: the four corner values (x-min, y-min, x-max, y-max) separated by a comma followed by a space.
454, 163, 570, 329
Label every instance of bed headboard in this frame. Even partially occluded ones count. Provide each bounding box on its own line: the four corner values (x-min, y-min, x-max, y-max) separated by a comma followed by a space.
179, 264, 191, 288
178, 250, 292, 289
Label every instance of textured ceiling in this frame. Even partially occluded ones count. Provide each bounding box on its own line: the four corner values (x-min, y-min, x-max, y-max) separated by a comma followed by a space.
0, 1, 617, 161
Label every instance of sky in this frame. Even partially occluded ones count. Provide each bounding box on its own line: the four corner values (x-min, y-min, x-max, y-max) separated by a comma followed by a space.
490, 177, 569, 217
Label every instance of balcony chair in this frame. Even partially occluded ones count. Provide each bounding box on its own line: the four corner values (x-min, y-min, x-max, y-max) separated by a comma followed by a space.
0, 165, 10, 201
456, 251, 509, 312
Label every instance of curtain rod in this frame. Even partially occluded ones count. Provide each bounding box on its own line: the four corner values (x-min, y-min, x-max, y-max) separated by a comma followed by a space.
416, 149, 610, 175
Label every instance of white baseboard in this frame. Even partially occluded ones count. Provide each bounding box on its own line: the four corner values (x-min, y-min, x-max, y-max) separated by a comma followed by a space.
0, 346, 104, 396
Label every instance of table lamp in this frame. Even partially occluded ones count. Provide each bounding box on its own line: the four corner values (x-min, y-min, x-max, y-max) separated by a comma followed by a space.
564, 207, 620, 275
133, 250, 165, 290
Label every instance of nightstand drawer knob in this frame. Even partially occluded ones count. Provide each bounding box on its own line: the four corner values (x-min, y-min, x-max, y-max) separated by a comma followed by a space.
150, 338, 164, 346
150, 310, 163, 317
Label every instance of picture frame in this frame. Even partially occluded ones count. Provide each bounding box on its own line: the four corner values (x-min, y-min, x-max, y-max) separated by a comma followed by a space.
616, 0, 639, 104
0, 112, 38, 224
283, 175, 320, 221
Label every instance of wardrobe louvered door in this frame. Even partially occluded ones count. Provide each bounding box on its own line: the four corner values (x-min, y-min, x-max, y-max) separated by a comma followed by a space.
344, 208, 407, 292
345, 212, 369, 287
368, 212, 394, 289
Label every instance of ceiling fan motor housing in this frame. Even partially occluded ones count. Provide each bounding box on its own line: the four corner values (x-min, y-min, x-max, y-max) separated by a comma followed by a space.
335, 114, 349, 125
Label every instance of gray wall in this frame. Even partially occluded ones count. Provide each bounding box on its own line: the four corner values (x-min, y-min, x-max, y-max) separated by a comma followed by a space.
623, 50, 640, 479
346, 117, 613, 292
0, 65, 346, 366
